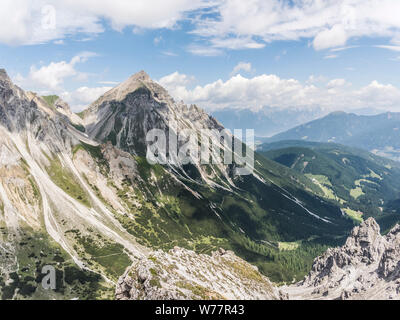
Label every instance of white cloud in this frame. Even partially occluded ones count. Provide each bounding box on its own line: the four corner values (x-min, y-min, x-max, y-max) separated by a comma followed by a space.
191, 0, 400, 51
0, 0, 102, 45
28, 61, 77, 90
162, 51, 178, 57
12, 51, 111, 111
324, 54, 338, 59
0, 0, 210, 45
330, 45, 359, 52
326, 79, 349, 88
61, 86, 112, 111
313, 25, 348, 51
3, 0, 400, 53
209, 37, 265, 50
306, 75, 327, 84
159, 71, 400, 112
375, 45, 400, 52
159, 72, 194, 87
158, 72, 195, 101
15, 52, 97, 90
231, 62, 253, 76
355, 81, 400, 109
186, 45, 223, 56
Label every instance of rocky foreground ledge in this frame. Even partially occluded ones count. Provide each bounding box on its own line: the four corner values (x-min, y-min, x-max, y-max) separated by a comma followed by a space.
116, 218, 400, 300
115, 247, 287, 300
286, 218, 400, 300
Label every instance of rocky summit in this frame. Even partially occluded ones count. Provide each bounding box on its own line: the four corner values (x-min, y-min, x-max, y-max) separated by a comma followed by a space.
286, 218, 400, 300
116, 218, 400, 300
116, 247, 287, 300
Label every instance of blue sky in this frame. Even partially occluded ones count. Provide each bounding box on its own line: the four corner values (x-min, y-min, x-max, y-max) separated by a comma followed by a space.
1, 0, 400, 112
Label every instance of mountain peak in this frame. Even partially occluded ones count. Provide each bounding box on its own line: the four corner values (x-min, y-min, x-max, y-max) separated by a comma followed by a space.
0, 68, 11, 82
129, 70, 151, 82
347, 217, 381, 248
95, 70, 155, 103
88, 70, 172, 108
119, 70, 154, 91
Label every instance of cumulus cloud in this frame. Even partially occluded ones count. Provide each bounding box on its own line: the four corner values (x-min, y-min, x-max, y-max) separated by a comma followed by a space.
15, 52, 97, 90
158, 72, 195, 102
326, 79, 349, 88
191, 0, 400, 52
313, 25, 348, 51
0, 0, 209, 45
2, 0, 400, 53
12, 51, 113, 111
159, 71, 400, 112
355, 81, 400, 109
159, 71, 194, 87
61, 86, 112, 111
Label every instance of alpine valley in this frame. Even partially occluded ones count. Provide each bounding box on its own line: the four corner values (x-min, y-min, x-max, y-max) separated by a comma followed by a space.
1, 67, 400, 300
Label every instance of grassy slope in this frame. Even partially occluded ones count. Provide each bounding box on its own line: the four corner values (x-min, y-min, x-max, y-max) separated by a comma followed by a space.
106, 151, 353, 282
0, 146, 130, 300
0, 227, 114, 300
41, 95, 59, 109
260, 140, 400, 230
78, 91, 358, 282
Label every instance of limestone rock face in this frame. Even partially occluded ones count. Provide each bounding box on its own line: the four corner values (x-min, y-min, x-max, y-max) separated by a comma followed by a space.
82, 71, 236, 189
286, 218, 400, 300
0, 68, 148, 299
116, 247, 287, 300
84, 71, 223, 155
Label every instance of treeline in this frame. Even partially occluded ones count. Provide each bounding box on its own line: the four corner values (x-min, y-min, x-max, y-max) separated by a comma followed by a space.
230, 233, 331, 283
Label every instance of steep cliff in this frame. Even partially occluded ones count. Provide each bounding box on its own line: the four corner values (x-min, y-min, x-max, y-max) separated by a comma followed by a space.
286, 218, 400, 300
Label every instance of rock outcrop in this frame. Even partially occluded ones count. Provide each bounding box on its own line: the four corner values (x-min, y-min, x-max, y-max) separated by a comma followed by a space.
116, 247, 287, 300
286, 218, 400, 300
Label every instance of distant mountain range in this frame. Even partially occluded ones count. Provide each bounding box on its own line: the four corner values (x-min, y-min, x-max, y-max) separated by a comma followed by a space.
212, 107, 386, 139
211, 107, 327, 138
263, 111, 400, 161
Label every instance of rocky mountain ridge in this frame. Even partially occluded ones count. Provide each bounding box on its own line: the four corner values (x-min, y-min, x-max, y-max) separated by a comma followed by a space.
82, 70, 235, 188
116, 247, 287, 300
117, 218, 400, 300
0, 69, 148, 299
286, 218, 400, 300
